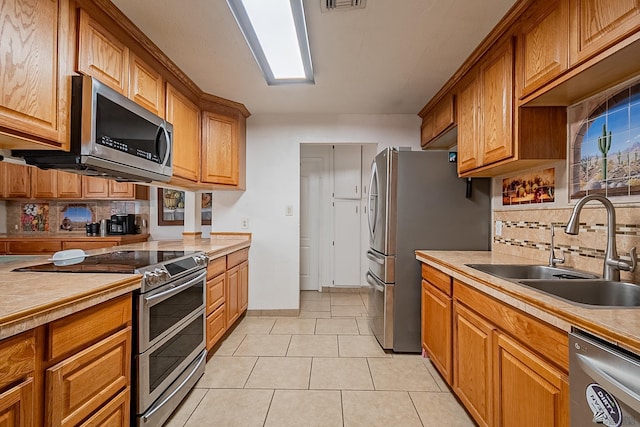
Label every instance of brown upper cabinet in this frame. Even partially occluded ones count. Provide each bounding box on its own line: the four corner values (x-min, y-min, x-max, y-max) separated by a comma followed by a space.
1, 163, 31, 199
569, 0, 640, 66
82, 176, 148, 200
77, 8, 129, 95
420, 94, 456, 148
201, 110, 243, 187
129, 52, 165, 117
518, 0, 570, 98
32, 169, 84, 199
166, 83, 202, 183
0, 0, 71, 150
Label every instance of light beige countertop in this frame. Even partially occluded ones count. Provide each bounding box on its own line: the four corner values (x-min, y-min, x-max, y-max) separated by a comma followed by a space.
416, 250, 640, 353
0, 235, 250, 340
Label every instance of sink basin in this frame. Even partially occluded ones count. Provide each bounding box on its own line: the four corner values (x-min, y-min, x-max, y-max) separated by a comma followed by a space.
466, 264, 598, 280
518, 279, 640, 307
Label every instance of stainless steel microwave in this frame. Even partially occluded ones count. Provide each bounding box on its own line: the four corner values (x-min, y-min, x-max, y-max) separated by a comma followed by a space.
13, 75, 173, 183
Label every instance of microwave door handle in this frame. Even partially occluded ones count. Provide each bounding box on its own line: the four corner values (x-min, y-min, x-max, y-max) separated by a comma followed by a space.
156, 123, 171, 168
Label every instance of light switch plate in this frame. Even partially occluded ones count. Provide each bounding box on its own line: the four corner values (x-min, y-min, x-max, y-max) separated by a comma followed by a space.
286, 205, 293, 216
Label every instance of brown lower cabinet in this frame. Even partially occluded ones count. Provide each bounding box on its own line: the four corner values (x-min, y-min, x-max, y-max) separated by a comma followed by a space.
0, 294, 132, 427
206, 249, 249, 353
421, 263, 569, 427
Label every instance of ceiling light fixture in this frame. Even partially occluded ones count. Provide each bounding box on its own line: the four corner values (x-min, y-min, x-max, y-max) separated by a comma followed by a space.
227, 0, 314, 85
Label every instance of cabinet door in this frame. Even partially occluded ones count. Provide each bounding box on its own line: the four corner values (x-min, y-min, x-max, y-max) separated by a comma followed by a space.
56, 172, 82, 199
78, 388, 129, 427
226, 265, 240, 326
3, 164, 31, 198
0, 378, 34, 427
420, 113, 435, 147
166, 84, 200, 182
206, 304, 226, 351
494, 333, 569, 427
108, 182, 135, 199
421, 280, 452, 385
82, 177, 109, 199
201, 111, 239, 185
570, 0, 640, 66
519, 0, 569, 97
77, 9, 128, 95
454, 302, 494, 427
32, 169, 57, 199
46, 328, 131, 427
333, 145, 361, 199
0, 0, 67, 144
239, 261, 249, 313
207, 273, 226, 315
456, 71, 481, 174
129, 53, 164, 117
480, 38, 514, 167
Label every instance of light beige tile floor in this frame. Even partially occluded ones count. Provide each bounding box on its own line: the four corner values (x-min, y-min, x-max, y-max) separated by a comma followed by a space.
165, 290, 474, 426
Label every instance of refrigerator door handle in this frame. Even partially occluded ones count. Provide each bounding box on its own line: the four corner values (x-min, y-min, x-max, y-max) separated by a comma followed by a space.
368, 162, 378, 241
366, 250, 384, 265
366, 271, 385, 292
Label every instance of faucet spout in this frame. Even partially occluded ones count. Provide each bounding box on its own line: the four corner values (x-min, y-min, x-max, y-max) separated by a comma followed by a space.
564, 194, 636, 281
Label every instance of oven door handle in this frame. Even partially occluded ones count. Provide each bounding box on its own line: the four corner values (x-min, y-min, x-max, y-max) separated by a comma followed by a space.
144, 270, 207, 304
142, 349, 207, 422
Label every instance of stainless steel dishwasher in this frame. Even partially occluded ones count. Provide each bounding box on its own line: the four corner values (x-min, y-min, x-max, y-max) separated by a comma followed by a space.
570, 329, 640, 426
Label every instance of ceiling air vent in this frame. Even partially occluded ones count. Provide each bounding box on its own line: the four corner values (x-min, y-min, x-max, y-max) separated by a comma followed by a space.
321, 0, 366, 12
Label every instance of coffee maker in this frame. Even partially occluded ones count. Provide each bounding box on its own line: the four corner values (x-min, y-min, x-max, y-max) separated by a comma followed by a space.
108, 214, 136, 234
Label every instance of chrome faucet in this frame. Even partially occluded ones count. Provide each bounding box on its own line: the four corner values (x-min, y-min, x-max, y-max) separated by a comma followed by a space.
565, 194, 637, 281
548, 224, 565, 267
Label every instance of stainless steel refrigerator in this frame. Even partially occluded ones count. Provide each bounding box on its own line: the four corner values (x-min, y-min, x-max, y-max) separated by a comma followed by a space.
366, 147, 491, 352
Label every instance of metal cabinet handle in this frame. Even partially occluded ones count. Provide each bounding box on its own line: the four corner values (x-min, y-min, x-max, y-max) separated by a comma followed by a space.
366, 250, 384, 265
366, 271, 384, 292
144, 271, 206, 303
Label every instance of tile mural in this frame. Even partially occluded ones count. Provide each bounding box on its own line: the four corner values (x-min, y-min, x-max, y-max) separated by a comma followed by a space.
569, 76, 640, 198
21, 203, 49, 232
502, 168, 555, 205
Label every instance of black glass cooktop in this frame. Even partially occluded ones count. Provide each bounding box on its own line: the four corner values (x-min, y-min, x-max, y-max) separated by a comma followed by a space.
13, 250, 198, 274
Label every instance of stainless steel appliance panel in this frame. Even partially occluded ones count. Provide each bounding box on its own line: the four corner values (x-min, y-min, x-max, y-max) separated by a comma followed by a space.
570, 330, 640, 426
368, 148, 490, 352
366, 271, 393, 349
137, 310, 206, 412
137, 269, 206, 351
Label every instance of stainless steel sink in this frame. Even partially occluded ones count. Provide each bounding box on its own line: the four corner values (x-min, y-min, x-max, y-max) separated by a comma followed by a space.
466, 264, 598, 280
518, 279, 640, 307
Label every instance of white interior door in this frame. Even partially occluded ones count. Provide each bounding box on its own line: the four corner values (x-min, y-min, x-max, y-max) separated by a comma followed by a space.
300, 158, 322, 291
334, 199, 361, 286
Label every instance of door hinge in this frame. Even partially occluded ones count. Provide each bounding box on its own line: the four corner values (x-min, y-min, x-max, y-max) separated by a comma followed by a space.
332, 241, 335, 246
356, 206, 358, 214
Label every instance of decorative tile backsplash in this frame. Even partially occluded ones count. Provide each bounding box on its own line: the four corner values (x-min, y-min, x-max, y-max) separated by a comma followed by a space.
502, 168, 555, 205
493, 207, 640, 282
6, 200, 149, 234
569, 76, 640, 198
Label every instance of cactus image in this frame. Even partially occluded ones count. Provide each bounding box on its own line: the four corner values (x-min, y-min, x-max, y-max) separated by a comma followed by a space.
598, 123, 612, 180
618, 150, 622, 165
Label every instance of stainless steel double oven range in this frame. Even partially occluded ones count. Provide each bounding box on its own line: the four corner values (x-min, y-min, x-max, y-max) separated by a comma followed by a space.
15, 249, 209, 426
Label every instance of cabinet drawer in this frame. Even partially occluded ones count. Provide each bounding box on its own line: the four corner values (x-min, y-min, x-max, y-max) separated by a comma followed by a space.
0, 331, 35, 390
207, 256, 226, 280
46, 327, 131, 427
207, 273, 225, 314
206, 303, 226, 351
7, 241, 62, 254
79, 387, 130, 427
421, 264, 452, 296
47, 295, 132, 361
227, 248, 248, 268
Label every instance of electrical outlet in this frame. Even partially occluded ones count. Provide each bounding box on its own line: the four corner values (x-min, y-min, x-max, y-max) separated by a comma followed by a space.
495, 220, 503, 236
241, 218, 249, 229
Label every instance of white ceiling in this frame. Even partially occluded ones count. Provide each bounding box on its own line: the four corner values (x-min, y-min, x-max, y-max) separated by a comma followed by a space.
111, 0, 517, 115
